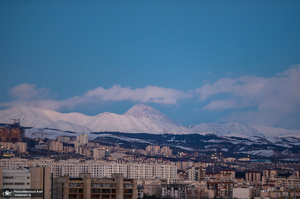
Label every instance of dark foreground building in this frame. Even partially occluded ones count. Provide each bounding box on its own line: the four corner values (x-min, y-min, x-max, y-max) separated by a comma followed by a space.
53, 173, 137, 199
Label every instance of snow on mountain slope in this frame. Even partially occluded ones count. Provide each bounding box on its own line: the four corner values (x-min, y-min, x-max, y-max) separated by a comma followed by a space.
0, 107, 55, 128
83, 111, 192, 134
1, 105, 299, 137
0, 105, 192, 134
48, 120, 92, 133
187, 122, 265, 138
253, 126, 300, 138
124, 104, 180, 126
0, 107, 92, 132
25, 128, 153, 143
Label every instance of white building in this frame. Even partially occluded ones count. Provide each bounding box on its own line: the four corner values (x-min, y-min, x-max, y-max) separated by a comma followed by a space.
0, 158, 178, 180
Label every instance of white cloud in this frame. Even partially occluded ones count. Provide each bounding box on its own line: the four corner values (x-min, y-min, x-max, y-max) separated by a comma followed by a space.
0, 83, 60, 110
196, 65, 300, 112
85, 85, 191, 104
1, 84, 192, 110
203, 99, 241, 110
195, 65, 300, 128
9, 83, 51, 101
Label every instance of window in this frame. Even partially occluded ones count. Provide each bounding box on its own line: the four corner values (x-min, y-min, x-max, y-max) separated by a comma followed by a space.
3, 176, 13, 179
103, 184, 113, 187
15, 176, 26, 179
14, 183, 25, 185
124, 189, 133, 193
102, 189, 110, 194
69, 183, 82, 187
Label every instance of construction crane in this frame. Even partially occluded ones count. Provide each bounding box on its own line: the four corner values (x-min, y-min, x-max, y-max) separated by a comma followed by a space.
9, 118, 23, 127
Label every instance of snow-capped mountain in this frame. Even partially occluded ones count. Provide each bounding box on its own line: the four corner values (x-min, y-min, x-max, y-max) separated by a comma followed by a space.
187, 122, 300, 139
0, 105, 192, 134
1, 105, 300, 138
187, 122, 265, 138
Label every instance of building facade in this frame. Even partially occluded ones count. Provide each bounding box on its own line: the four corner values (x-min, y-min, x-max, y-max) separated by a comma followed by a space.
0, 167, 51, 199
53, 173, 137, 199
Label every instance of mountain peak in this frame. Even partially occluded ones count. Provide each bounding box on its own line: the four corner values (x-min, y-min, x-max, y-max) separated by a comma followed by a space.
124, 104, 163, 118
123, 104, 179, 126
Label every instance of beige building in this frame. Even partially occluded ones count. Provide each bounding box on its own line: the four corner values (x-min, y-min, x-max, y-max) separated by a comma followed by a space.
246, 171, 261, 183
15, 142, 27, 153
140, 178, 162, 198
161, 146, 172, 157
53, 173, 137, 199
49, 141, 63, 152
286, 175, 300, 190
262, 169, 278, 185
221, 170, 236, 180
0, 142, 27, 153
57, 136, 71, 143
76, 134, 88, 145
145, 145, 172, 157
207, 181, 234, 199
93, 148, 106, 159
0, 167, 51, 199
145, 145, 160, 155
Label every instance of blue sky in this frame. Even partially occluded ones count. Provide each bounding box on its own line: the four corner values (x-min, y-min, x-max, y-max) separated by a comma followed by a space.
1, 1, 300, 129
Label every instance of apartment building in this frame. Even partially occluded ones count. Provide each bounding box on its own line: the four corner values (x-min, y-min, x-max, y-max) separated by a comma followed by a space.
0, 127, 21, 143
220, 170, 236, 181
140, 178, 162, 198
88, 162, 128, 178
93, 148, 106, 159
285, 175, 300, 190
57, 136, 71, 143
245, 171, 261, 183
0, 167, 51, 199
53, 173, 137, 199
207, 182, 234, 199
49, 140, 63, 152
145, 145, 161, 155
161, 146, 172, 157
0, 158, 178, 181
145, 145, 172, 157
186, 166, 206, 181
262, 169, 278, 186
0, 142, 27, 153
76, 134, 88, 145
154, 164, 177, 179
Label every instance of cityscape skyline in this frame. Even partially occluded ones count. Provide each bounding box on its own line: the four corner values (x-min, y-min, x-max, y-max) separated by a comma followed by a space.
1, 1, 300, 130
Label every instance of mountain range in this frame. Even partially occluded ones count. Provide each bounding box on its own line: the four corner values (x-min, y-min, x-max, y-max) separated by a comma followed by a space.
0, 104, 299, 139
